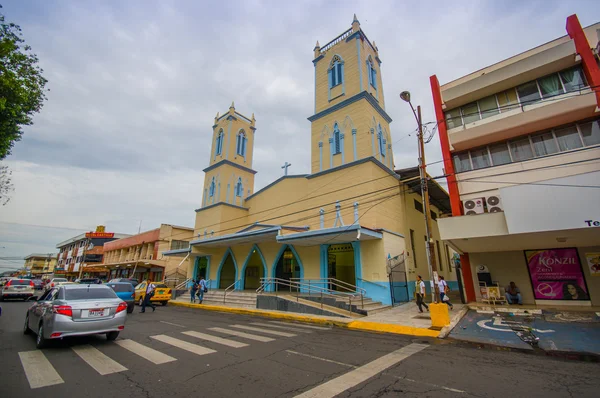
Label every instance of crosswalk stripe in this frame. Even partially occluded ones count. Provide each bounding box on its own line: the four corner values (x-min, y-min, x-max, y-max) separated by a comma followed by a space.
249, 322, 312, 333
150, 334, 217, 356
18, 351, 64, 389
230, 324, 297, 337
269, 321, 331, 330
114, 339, 177, 364
71, 345, 127, 375
208, 327, 275, 342
182, 331, 249, 348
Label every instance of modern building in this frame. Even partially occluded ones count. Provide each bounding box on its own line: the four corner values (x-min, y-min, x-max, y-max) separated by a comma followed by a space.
430, 15, 600, 306
164, 15, 457, 306
23, 253, 57, 278
55, 226, 130, 280
99, 224, 194, 283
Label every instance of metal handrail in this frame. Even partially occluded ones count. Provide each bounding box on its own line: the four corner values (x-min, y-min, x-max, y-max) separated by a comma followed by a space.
291, 278, 366, 296
223, 279, 240, 304
357, 277, 387, 289
175, 278, 192, 290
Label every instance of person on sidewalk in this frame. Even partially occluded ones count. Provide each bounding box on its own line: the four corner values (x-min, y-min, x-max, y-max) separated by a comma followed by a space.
505, 282, 523, 305
140, 279, 156, 313
438, 276, 454, 310
415, 275, 429, 313
197, 276, 207, 304
189, 279, 198, 303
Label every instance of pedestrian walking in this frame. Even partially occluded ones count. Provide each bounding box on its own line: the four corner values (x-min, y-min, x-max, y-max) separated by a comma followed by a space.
190, 279, 198, 303
415, 275, 429, 313
140, 278, 156, 313
197, 276, 207, 304
438, 276, 454, 310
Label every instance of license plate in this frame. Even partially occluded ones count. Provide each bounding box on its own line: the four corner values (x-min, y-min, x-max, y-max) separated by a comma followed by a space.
157, 290, 164, 294
89, 309, 105, 317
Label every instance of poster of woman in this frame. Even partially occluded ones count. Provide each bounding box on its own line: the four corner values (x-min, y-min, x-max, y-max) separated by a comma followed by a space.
525, 248, 589, 301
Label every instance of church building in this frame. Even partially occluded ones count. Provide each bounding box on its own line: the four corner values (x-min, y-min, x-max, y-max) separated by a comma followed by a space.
166, 16, 457, 306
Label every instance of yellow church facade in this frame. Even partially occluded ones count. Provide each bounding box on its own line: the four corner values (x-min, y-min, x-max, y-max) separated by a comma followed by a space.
165, 16, 457, 305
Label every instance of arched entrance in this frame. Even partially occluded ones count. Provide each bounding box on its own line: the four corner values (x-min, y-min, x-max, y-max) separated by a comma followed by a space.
194, 256, 209, 280
327, 244, 356, 290
272, 245, 303, 292
217, 249, 237, 289
241, 245, 267, 290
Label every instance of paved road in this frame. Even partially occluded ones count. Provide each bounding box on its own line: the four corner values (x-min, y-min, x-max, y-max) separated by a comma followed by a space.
0, 300, 598, 397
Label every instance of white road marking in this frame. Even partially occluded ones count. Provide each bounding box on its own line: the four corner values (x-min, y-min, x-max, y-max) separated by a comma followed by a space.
160, 321, 185, 328
401, 378, 466, 393
293, 343, 428, 398
230, 324, 297, 337
18, 351, 64, 389
182, 331, 249, 348
150, 335, 216, 356
114, 339, 177, 364
269, 321, 331, 330
71, 345, 127, 375
208, 327, 275, 342
286, 350, 356, 368
250, 322, 312, 333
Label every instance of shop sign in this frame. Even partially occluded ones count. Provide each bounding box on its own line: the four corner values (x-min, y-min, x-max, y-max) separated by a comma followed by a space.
525, 248, 589, 300
585, 252, 600, 276
85, 232, 114, 238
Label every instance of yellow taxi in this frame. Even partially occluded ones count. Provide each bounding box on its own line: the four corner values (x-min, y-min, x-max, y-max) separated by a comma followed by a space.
134, 281, 172, 306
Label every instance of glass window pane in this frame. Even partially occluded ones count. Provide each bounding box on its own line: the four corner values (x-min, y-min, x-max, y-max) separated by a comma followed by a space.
560, 66, 588, 92
461, 102, 480, 124
555, 126, 583, 151
516, 81, 541, 105
445, 109, 462, 130
453, 153, 471, 173
510, 138, 534, 162
538, 74, 564, 98
579, 120, 600, 146
470, 148, 491, 170
531, 132, 558, 157
489, 143, 511, 166
479, 95, 499, 119
497, 88, 519, 111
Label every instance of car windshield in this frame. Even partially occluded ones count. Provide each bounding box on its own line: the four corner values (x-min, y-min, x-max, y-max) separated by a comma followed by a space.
108, 283, 133, 292
64, 288, 117, 300
53, 278, 68, 282
10, 280, 30, 285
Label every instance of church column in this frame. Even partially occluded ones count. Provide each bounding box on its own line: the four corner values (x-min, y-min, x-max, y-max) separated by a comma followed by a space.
352, 129, 357, 160
225, 118, 232, 159
318, 142, 323, 171
340, 133, 345, 165
356, 37, 363, 91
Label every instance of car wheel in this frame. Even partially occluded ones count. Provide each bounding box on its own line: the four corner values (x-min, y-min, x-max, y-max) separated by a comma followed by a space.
106, 331, 119, 341
36, 324, 47, 349
161, 301, 168, 306
138, 297, 144, 306
23, 313, 31, 335
127, 304, 134, 314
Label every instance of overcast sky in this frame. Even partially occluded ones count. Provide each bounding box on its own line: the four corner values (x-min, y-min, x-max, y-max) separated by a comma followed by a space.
1, 0, 599, 270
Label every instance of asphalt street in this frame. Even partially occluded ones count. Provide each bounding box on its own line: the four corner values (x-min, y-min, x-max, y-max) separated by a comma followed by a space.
0, 299, 599, 398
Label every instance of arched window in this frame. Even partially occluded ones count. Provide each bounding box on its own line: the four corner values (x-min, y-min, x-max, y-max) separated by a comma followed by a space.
367, 57, 377, 89
377, 124, 386, 156
328, 55, 344, 88
236, 130, 247, 157
333, 123, 341, 154
235, 178, 243, 197
209, 177, 216, 197
215, 129, 224, 156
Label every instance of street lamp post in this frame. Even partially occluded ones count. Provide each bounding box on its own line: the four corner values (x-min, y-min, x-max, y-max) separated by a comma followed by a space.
400, 91, 440, 303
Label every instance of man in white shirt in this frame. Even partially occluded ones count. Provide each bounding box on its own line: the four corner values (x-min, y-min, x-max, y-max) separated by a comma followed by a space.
415, 275, 429, 313
141, 279, 156, 313
438, 276, 454, 310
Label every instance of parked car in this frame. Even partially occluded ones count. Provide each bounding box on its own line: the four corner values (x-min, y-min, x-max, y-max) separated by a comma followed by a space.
78, 278, 102, 284
109, 278, 139, 287
1, 279, 35, 301
134, 282, 171, 306
106, 282, 135, 313
23, 284, 128, 349
44, 278, 69, 291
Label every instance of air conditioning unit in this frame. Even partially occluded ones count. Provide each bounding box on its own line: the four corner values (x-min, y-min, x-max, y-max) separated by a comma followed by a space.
485, 195, 503, 213
463, 198, 484, 215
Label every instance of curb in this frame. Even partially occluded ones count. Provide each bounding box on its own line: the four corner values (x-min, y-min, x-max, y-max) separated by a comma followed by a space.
438, 306, 469, 338
169, 300, 440, 338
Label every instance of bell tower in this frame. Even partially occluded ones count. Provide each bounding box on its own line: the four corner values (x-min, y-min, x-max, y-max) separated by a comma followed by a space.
309, 15, 394, 173
201, 102, 257, 208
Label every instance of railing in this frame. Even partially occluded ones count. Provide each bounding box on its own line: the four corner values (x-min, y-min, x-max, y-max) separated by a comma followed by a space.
320, 28, 353, 53
256, 277, 364, 311
357, 277, 387, 289
175, 278, 192, 290
291, 278, 366, 297
223, 279, 241, 304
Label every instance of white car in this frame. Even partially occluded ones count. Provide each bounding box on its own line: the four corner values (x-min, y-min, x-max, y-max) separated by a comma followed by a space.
44, 278, 70, 292
1, 279, 35, 301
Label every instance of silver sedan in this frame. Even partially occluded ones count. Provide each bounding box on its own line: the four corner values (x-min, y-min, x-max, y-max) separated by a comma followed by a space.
23, 284, 128, 348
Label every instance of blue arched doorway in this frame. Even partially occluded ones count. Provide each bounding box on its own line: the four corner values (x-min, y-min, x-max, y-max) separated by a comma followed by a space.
216, 248, 237, 289
241, 245, 267, 290
271, 245, 304, 292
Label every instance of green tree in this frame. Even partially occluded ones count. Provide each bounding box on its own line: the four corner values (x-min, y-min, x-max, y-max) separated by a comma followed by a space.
0, 4, 48, 160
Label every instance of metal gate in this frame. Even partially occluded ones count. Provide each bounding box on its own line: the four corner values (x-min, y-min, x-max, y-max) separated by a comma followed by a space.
387, 253, 409, 305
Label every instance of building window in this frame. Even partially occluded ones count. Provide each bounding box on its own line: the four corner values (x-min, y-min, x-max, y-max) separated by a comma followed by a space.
509, 137, 534, 162
367, 58, 377, 89
333, 123, 341, 154
531, 132, 558, 157
377, 124, 386, 156
209, 177, 216, 197
215, 129, 224, 156
170, 240, 190, 250
410, 229, 417, 268
516, 81, 541, 104
453, 152, 472, 173
470, 148, 491, 170
580, 120, 600, 146
328, 55, 344, 88
559, 66, 587, 92
235, 178, 243, 197
554, 125, 583, 151
414, 199, 423, 213
236, 130, 247, 157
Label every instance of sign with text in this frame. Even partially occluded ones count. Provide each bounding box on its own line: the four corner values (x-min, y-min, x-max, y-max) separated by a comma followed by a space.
85, 232, 114, 238
525, 248, 589, 300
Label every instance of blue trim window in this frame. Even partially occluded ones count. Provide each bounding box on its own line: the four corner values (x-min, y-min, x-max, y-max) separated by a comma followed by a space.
333, 123, 341, 154
215, 129, 224, 156
236, 130, 247, 157
235, 178, 243, 197
377, 124, 386, 156
209, 177, 216, 197
328, 55, 344, 88
367, 58, 377, 89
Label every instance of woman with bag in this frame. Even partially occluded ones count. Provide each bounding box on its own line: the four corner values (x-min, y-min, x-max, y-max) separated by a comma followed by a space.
189, 279, 198, 303
438, 276, 453, 310
197, 276, 207, 304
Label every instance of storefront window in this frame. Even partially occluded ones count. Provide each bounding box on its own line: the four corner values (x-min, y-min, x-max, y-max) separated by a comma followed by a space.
555, 126, 583, 151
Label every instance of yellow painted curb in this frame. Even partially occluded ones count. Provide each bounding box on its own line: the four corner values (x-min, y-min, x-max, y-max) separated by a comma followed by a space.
169, 300, 440, 338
